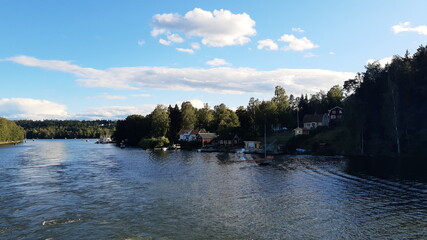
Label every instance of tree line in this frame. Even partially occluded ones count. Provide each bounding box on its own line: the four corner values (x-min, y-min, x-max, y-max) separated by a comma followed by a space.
0, 117, 25, 142
113, 85, 345, 147
343, 45, 427, 157
15, 120, 115, 139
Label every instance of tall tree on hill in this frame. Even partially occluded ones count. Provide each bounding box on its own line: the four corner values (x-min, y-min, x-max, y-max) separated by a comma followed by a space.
181, 101, 197, 129
326, 85, 344, 109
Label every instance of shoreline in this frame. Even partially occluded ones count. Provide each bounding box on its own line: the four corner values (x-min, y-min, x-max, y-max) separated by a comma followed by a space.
0, 141, 22, 145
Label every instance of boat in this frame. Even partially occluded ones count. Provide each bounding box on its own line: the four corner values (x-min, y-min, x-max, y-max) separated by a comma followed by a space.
95, 136, 112, 144
240, 122, 274, 165
153, 147, 168, 151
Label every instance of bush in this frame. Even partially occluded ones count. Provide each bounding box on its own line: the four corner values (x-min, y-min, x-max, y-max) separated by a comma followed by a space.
138, 137, 170, 149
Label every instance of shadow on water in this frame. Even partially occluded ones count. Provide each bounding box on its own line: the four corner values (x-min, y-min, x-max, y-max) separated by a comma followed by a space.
346, 156, 427, 182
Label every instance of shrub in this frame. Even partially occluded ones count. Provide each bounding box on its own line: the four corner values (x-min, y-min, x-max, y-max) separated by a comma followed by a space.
138, 137, 170, 149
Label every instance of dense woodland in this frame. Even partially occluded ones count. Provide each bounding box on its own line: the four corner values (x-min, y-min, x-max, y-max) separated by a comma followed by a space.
15, 120, 115, 139
343, 45, 427, 157
0, 117, 25, 142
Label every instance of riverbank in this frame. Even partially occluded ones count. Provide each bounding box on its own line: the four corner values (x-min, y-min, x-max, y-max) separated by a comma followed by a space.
0, 141, 22, 145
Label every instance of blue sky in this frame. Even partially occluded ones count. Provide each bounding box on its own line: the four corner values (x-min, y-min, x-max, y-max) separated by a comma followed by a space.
1, 0, 426, 120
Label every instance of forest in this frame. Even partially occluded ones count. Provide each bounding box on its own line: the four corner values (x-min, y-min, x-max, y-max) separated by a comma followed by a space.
343, 45, 427, 157
0, 117, 25, 143
15, 120, 116, 139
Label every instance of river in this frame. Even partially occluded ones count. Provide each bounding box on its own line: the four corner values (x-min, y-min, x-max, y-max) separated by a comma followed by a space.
1, 140, 427, 239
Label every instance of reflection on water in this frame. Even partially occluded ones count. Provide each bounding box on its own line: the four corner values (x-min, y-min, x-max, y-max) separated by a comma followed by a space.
1, 140, 427, 239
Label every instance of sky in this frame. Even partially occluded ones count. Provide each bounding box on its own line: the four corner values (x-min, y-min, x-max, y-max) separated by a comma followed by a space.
1, 0, 426, 120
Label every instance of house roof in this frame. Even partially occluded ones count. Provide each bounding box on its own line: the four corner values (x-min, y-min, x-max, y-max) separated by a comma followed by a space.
178, 128, 200, 135
328, 106, 343, 112
303, 114, 326, 123
198, 133, 218, 139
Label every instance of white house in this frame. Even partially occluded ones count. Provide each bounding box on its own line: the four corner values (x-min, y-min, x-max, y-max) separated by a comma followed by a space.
178, 128, 200, 142
303, 113, 329, 130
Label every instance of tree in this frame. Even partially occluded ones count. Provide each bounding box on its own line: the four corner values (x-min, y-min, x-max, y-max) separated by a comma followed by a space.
326, 85, 344, 108
167, 104, 182, 142
272, 86, 290, 111
150, 105, 170, 137
197, 103, 214, 131
213, 103, 240, 135
181, 101, 197, 129
0, 117, 25, 142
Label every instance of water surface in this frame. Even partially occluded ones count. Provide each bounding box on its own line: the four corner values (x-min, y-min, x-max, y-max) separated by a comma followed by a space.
1, 140, 426, 239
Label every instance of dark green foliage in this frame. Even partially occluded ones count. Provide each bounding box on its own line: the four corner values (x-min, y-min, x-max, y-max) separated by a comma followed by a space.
343, 45, 427, 157
167, 104, 182, 142
0, 117, 25, 142
113, 115, 151, 145
138, 137, 169, 149
15, 120, 114, 139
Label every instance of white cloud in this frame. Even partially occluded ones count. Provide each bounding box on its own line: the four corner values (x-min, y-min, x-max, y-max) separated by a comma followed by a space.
77, 105, 156, 120
151, 8, 256, 47
137, 40, 145, 46
191, 42, 201, 50
5, 55, 355, 96
176, 99, 206, 109
167, 33, 184, 43
176, 48, 194, 54
257, 39, 279, 50
0, 97, 157, 120
329, 51, 335, 55
206, 58, 230, 66
292, 27, 305, 33
92, 93, 127, 100
0, 98, 69, 120
159, 38, 171, 46
278, 34, 319, 51
392, 22, 427, 35
304, 53, 318, 58
366, 57, 393, 67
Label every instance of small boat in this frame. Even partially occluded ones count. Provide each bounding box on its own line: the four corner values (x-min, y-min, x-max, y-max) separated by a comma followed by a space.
153, 147, 167, 151
250, 122, 274, 165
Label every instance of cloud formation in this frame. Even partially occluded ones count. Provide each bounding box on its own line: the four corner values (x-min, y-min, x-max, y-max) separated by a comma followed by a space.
5, 55, 355, 96
257, 39, 279, 50
292, 27, 305, 33
0, 98, 69, 120
92, 93, 127, 100
279, 34, 319, 51
151, 8, 256, 47
77, 105, 156, 120
392, 22, 427, 35
206, 58, 230, 66
0, 97, 158, 120
366, 57, 393, 67
176, 48, 194, 54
